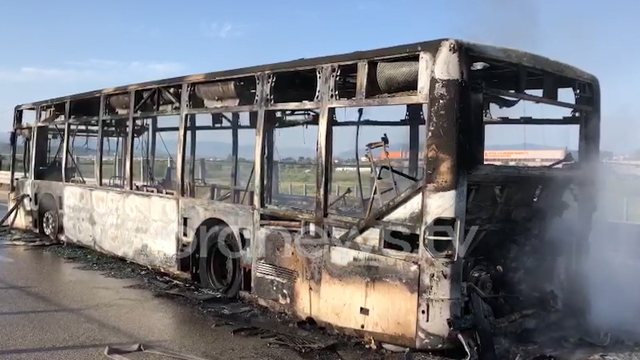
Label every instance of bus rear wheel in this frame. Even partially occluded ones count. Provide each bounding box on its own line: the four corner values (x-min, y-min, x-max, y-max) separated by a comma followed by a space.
198, 225, 242, 297
38, 201, 59, 241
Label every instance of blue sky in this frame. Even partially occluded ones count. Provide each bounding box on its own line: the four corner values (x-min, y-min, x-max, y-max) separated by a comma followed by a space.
0, 0, 636, 153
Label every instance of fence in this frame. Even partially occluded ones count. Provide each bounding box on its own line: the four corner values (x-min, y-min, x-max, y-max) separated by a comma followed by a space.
3, 157, 640, 224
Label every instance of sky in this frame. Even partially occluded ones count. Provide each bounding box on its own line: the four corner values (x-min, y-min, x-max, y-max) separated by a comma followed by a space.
0, 0, 637, 153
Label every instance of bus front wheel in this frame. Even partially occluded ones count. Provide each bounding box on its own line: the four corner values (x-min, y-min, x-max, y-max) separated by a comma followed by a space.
198, 224, 242, 297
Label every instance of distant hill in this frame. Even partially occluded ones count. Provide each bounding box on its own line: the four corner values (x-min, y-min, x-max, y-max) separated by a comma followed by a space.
147, 140, 315, 160
0, 142, 11, 154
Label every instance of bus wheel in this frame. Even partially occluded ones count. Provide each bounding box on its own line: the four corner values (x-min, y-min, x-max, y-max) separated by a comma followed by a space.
38, 202, 59, 240
470, 293, 497, 360
198, 225, 241, 297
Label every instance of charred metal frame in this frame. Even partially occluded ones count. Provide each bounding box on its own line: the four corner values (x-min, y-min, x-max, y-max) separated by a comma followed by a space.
8, 39, 601, 352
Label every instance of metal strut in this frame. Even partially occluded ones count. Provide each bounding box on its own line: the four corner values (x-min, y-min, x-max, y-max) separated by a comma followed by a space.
0, 194, 30, 228
364, 133, 399, 218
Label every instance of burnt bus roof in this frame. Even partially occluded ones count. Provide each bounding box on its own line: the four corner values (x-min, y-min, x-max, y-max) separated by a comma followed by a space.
15, 38, 598, 109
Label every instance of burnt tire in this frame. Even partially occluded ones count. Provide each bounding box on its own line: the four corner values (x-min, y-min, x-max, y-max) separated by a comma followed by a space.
38, 202, 59, 240
470, 293, 497, 360
198, 224, 242, 297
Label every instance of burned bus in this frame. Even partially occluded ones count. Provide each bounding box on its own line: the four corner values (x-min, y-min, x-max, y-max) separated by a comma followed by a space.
7, 39, 599, 355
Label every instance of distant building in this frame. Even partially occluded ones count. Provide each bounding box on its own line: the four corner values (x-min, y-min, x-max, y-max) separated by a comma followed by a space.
484, 149, 567, 166
366, 148, 568, 167
384, 151, 409, 160
380, 148, 568, 165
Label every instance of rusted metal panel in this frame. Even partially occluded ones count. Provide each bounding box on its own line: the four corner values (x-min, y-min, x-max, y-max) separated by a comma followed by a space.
125, 90, 135, 190
407, 105, 422, 178
147, 117, 158, 184
187, 115, 197, 194
252, 227, 321, 310
61, 102, 70, 183
417, 51, 434, 102
316, 246, 419, 347
328, 96, 422, 108
261, 112, 275, 206
230, 113, 240, 202
356, 61, 368, 99
253, 228, 420, 347
316, 66, 335, 223
31, 109, 42, 177
9, 110, 20, 192
176, 83, 189, 197
416, 39, 466, 349
264, 102, 321, 111
96, 95, 105, 185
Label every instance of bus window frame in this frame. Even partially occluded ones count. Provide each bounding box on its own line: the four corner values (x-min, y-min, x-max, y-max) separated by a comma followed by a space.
324, 104, 427, 221
180, 110, 258, 203
260, 109, 320, 216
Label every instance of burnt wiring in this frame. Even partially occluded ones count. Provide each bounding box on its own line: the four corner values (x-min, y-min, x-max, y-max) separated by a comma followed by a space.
158, 132, 174, 165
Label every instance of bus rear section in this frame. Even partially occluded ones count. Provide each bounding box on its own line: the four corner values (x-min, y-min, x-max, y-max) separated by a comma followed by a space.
454, 45, 600, 356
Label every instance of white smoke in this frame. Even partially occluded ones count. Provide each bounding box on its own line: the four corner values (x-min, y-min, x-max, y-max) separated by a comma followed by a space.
585, 165, 640, 338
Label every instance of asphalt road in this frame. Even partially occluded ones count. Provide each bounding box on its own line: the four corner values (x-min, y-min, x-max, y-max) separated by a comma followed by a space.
0, 247, 294, 360
0, 204, 311, 360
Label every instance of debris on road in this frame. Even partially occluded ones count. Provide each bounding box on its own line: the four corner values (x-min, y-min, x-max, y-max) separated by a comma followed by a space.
231, 325, 336, 353
0, 226, 56, 246
154, 284, 232, 303
267, 333, 336, 353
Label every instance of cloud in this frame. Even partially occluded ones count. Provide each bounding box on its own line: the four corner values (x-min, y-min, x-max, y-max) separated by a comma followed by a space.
64, 59, 122, 68
0, 67, 80, 83
200, 21, 245, 39
0, 60, 185, 84
0, 59, 187, 129
130, 61, 184, 74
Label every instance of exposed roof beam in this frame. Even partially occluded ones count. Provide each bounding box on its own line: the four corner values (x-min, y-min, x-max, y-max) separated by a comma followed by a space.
484, 116, 581, 125
484, 87, 591, 112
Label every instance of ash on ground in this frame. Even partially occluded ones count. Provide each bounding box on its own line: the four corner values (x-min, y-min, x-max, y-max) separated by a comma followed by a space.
41, 240, 450, 360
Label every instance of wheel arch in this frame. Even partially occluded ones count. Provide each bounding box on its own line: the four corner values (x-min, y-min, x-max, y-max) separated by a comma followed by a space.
189, 217, 240, 275
37, 192, 57, 212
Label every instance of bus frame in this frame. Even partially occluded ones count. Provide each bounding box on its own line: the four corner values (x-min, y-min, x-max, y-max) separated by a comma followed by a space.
7, 39, 600, 354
